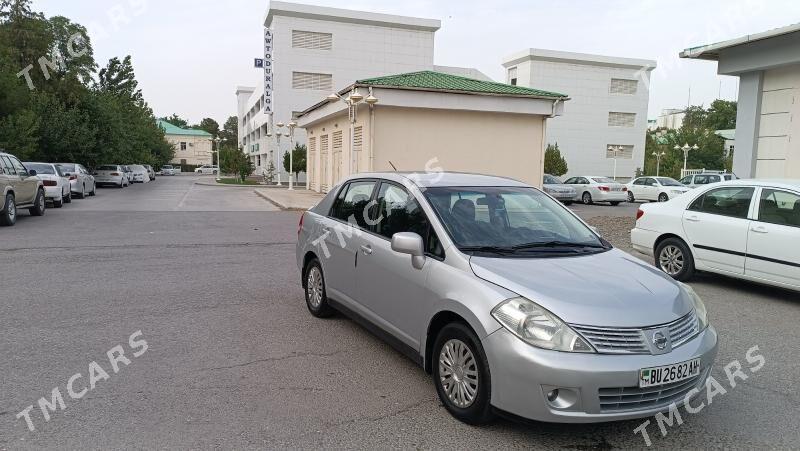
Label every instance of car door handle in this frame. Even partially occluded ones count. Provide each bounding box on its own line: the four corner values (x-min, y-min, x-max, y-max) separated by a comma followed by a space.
750, 225, 768, 234
360, 244, 372, 255
685, 215, 700, 222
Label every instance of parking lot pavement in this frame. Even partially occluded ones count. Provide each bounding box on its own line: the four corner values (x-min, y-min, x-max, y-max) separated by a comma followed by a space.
568, 200, 640, 219
1, 179, 798, 449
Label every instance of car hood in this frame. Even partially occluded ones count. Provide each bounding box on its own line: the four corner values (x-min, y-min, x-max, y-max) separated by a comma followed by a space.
469, 249, 692, 328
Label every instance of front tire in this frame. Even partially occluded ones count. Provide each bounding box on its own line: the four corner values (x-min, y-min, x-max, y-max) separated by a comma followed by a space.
563, 201, 573, 206
29, 189, 46, 216
304, 259, 335, 318
655, 237, 695, 281
582, 192, 593, 205
433, 323, 493, 425
658, 193, 669, 202
628, 191, 635, 203
53, 197, 63, 208
89, 184, 96, 196
0, 194, 16, 226
610, 201, 620, 206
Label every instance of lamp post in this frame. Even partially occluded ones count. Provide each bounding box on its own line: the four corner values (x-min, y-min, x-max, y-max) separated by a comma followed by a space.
674, 143, 699, 177
274, 125, 283, 186
607, 145, 624, 180
652, 150, 666, 176
276, 120, 297, 190
213, 137, 224, 181
327, 88, 365, 175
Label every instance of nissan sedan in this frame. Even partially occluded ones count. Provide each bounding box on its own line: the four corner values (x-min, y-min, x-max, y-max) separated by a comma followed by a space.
296, 172, 717, 424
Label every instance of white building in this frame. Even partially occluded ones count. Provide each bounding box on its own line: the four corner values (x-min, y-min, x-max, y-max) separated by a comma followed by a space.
502, 49, 656, 180
655, 108, 686, 130
236, 1, 489, 180
681, 23, 800, 178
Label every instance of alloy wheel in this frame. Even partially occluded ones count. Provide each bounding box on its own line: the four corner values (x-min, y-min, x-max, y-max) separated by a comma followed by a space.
8, 198, 16, 222
659, 245, 684, 275
306, 266, 323, 309
438, 339, 479, 408
658, 193, 669, 202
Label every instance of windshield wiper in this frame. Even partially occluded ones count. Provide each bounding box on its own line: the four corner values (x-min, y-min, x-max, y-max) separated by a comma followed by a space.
459, 245, 517, 255
511, 241, 607, 250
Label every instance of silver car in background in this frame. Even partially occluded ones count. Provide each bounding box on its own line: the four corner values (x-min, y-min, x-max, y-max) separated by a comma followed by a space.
144, 165, 156, 180
543, 174, 577, 205
296, 172, 717, 424
24, 162, 71, 207
56, 163, 96, 198
160, 165, 176, 176
94, 165, 128, 188
129, 165, 149, 183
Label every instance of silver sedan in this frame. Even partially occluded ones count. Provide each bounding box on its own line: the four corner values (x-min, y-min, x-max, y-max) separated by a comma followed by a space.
296, 172, 717, 424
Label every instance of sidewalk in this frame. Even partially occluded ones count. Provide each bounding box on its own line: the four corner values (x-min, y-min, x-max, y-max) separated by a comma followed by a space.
254, 187, 324, 210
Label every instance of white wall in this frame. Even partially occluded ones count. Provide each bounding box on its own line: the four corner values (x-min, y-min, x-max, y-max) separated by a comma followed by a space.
506, 57, 653, 180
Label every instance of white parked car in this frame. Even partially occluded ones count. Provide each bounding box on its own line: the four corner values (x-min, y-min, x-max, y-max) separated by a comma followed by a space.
160, 165, 176, 176
56, 163, 96, 198
678, 172, 738, 189
94, 165, 128, 188
563, 176, 628, 205
626, 177, 690, 203
195, 164, 219, 175
24, 162, 71, 207
129, 165, 150, 183
631, 179, 800, 291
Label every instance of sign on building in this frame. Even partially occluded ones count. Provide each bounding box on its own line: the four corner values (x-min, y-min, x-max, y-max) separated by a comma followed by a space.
254, 58, 264, 68
263, 28, 274, 115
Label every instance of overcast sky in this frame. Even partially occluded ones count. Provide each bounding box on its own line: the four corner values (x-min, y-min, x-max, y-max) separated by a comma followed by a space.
34, 0, 800, 125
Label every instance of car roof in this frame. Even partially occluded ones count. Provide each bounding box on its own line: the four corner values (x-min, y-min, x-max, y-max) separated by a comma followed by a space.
715, 179, 800, 190
343, 171, 530, 188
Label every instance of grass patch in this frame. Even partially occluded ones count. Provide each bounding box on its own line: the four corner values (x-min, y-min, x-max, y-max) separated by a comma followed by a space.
217, 178, 260, 185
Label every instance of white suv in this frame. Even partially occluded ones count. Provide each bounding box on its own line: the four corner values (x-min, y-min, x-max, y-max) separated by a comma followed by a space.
195, 165, 219, 175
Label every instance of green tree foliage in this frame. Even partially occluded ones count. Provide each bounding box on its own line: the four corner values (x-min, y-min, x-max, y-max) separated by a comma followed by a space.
220, 147, 253, 182
161, 114, 188, 128
0, 1, 172, 168
218, 116, 238, 145
194, 117, 220, 138
543, 143, 568, 176
283, 143, 307, 177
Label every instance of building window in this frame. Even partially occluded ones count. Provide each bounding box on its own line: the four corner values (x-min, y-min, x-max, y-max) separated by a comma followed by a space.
507, 67, 518, 86
257, 155, 261, 166
292, 30, 333, 50
609, 78, 638, 95
180, 142, 187, 151
606, 144, 634, 159
608, 112, 636, 127
292, 72, 333, 91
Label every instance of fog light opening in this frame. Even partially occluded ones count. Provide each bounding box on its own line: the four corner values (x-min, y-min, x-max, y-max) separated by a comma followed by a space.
544, 387, 579, 410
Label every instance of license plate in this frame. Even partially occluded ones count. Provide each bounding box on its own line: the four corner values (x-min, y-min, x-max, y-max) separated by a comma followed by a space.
639, 358, 700, 388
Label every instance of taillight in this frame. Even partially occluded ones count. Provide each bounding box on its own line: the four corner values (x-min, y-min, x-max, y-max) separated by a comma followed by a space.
636, 209, 644, 220
622, 186, 628, 192
110, 172, 120, 176
69, 175, 77, 181
43, 180, 57, 186
599, 186, 610, 192
298, 213, 305, 237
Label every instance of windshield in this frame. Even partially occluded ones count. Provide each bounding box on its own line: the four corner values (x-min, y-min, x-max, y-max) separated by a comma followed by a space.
57, 163, 75, 172
656, 177, 683, 186
97, 165, 117, 171
25, 163, 56, 175
591, 177, 617, 184
543, 175, 562, 184
162, 165, 173, 169
423, 186, 608, 257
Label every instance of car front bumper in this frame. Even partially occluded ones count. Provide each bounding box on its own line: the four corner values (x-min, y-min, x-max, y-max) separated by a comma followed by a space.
482, 325, 717, 423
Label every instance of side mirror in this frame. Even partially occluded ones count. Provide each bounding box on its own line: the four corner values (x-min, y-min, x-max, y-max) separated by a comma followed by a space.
391, 232, 426, 270
28, 169, 37, 176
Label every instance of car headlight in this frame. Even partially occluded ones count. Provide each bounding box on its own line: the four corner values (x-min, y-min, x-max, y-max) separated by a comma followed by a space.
491, 297, 594, 352
680, 283, 708, 330
670, 190, 685, 195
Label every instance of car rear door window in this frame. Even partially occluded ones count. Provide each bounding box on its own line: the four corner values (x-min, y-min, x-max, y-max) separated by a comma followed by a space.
688, 187, 755, 219
329, 180, 376, 228
759, 189, 800, 227
1, 156, 16, 175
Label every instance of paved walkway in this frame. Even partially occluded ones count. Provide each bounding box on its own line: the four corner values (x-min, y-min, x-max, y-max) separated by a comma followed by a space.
255, 187, 324, 210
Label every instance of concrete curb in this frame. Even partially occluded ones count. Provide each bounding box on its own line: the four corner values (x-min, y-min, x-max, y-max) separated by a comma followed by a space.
194, 181, 263, 188
253, 189, 306, 211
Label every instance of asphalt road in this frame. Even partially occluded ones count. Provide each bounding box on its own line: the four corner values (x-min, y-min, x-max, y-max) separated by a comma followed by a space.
1, 176, 798, 449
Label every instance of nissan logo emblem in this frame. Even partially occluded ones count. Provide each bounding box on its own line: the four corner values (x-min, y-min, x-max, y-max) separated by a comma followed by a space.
653, 331, 668, 350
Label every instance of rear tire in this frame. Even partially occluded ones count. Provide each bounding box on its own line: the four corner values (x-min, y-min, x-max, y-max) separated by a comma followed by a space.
628, 191, 635, 203
29, 189, 46, 216
0, 194, 16, 226
582, 192, 593, 205
53, 197, 63, 208
64, 192, 72, 203
304, 259, 335, 318
89, 184, 96, 196
655, 237, 695, 281
563, 201, 573, 206
433, 323, 494, 425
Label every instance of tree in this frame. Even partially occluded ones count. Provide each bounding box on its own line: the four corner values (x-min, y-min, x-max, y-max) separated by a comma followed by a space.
97, 56, 143, 105
705, 99, 737, 130
283, 143, 306, 177
218, 115, 238, 145
194, 117, 219, 137
543, 143, 568, 176
220, 147, 253, 182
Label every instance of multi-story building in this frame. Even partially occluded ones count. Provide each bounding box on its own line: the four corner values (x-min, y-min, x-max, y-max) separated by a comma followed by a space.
502, 49, 656, 180
655, 108, 686, 130
236, 1, 488, 181
158, 120, 213, 168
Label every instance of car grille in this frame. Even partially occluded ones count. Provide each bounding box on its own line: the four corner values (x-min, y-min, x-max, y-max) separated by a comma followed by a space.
598, 367, 709, 412
571, 312, 699, 355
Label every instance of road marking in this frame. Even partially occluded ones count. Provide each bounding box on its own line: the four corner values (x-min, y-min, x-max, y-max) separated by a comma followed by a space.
176, 182, 195, 210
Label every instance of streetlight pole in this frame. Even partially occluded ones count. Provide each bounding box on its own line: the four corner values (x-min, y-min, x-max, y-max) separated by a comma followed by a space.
327, 88, 364, 176
213, 137, 223, 180
674, 143, 699, 177
274, 125, 283, 186
652, 151, 665, 176
280, 120, 297, 190
607, 145, 623, 180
